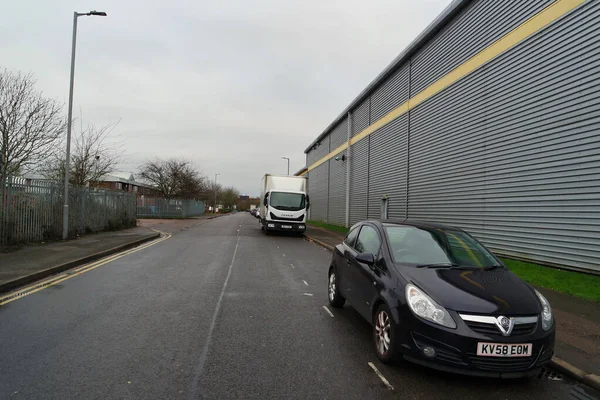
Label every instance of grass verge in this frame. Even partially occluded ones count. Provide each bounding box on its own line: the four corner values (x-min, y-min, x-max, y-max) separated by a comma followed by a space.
307, 220, 349, 235
501, 258, 599, 302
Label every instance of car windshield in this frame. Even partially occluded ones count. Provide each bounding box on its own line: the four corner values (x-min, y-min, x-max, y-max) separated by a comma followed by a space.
385, 225, 499, 268
269, 192, 306, 211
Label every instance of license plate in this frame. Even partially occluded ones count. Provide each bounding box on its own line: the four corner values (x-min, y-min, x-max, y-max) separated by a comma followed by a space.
281, 225, 292, 229
477, 342, 532, 357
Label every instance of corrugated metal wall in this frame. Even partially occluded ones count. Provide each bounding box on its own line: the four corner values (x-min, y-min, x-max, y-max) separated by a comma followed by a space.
371, 64, 410, 121
368, 116, 409, 220
328, 149, 347, 225
306, 133, 330, 166
411, 1, 554, 94
349, 139, 369, 225
330, 117, 348, 150
308, 162, 329, 221
352, 98, 370, 137
304, 0, 600, 272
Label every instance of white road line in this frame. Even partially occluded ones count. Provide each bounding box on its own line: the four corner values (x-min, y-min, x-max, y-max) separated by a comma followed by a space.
189, 232, 241, 399
368, 362, 394, 391
290, 264, 295, 269
282, 254, 286, 257
322, 306, 334, 318
303, 280, 309, 286
302, 293, 313, 296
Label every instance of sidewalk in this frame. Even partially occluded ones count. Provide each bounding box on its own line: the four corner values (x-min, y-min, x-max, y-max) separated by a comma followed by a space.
305, 225, 600, 387
0, 226, 159, 294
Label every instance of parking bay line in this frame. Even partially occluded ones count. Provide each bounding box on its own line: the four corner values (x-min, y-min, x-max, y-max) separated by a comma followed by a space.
322, 306, 334, 318
368, 362, 394, 391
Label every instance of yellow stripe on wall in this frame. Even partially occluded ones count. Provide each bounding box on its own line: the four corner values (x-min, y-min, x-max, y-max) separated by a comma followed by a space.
306, 0, 586, 173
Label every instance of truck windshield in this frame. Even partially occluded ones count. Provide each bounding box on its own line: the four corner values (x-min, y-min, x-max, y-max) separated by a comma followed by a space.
269, 192, 306, 211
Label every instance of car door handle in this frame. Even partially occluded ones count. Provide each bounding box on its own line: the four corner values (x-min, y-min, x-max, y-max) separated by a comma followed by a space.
346, 259, 351, 265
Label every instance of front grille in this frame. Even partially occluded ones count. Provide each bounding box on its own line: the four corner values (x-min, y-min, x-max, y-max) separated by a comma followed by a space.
463, 317, 538, 337
269, 212, 304, 221
465, 321, 500, 336
512, 322, 537, 336
468, 352, 538, 371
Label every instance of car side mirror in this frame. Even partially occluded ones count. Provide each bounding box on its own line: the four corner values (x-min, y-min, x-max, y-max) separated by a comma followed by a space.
263, 194, 268, 206
356, 252, 375, 267
306, 195, 310, 210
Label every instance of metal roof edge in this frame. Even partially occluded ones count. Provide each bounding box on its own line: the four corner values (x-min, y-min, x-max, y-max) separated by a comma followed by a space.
304, 0, 472, 154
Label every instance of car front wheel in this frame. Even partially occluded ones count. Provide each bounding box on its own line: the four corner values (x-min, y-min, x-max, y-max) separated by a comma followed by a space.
328, 268, 345, 308
374, 304, 397, 364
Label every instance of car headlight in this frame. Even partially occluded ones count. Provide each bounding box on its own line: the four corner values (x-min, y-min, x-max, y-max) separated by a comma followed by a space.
535, 289, 553, 331
405, 284, 456, 329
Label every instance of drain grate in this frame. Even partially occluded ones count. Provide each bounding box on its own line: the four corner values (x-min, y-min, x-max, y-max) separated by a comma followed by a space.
538, 367, 563, 381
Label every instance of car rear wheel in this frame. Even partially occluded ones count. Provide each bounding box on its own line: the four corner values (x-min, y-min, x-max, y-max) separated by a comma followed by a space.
328, 268, 345, 308
374, 304, 397, 364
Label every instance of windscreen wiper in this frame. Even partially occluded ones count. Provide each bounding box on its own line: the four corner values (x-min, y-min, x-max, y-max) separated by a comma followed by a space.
415, 263, 461, 269
483, 264, 504, 270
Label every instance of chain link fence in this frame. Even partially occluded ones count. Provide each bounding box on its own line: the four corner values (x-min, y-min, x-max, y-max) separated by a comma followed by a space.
1, 177, 136, 246
137, 196, 205, 218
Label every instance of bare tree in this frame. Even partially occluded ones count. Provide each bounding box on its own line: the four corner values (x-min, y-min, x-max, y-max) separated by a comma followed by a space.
40, 120, 123, 186
221, 186, 240, 210
0, 68, 65, 203
139, 158, 208, 200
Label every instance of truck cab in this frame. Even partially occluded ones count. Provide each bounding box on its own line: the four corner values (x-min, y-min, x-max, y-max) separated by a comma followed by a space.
260, 174, 309, 234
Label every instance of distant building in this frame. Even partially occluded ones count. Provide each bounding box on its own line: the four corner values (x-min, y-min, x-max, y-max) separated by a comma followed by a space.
95, 172, 160, 196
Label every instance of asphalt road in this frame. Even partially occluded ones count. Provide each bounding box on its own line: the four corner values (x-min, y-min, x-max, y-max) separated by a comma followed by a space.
0, 214, 598, 400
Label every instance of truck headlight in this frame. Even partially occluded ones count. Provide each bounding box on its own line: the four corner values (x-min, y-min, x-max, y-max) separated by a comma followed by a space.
534, 289, 553, 331
406, 284, 456, 329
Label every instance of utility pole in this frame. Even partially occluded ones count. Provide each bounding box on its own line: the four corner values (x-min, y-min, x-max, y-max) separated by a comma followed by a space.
62, 10, 107, 240
214, 173, 220, 212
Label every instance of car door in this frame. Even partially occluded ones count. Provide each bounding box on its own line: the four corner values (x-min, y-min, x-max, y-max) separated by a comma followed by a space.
348, 224, 382, 320
336, 225, 361, 299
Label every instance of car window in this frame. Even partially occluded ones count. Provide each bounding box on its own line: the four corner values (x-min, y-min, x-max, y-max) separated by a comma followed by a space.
344, 226, 360, 248
444, 230, 498, 267
384, 225, 499, 267
355, 225, 381, 255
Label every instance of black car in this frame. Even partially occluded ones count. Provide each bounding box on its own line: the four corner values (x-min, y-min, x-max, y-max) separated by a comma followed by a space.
327, 220, 555, 378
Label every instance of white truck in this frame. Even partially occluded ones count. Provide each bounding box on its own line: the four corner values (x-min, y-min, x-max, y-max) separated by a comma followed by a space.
260, 174, 309, 234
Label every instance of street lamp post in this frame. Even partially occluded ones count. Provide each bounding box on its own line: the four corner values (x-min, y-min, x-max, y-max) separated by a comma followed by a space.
281, 157, 290, 175
214, 173, 220, 212
62, 10, 107, 240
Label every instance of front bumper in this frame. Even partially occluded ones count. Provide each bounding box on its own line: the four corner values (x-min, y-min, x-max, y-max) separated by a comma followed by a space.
390, 307, 555, 378
264, 221, 306, 232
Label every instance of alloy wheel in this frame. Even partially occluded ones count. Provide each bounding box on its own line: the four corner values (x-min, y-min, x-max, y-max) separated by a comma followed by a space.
375, 310, 391, 355
328, 272, 336, 301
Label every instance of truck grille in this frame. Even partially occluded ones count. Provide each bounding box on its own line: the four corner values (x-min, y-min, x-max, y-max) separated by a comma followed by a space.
270, 212, 304, 221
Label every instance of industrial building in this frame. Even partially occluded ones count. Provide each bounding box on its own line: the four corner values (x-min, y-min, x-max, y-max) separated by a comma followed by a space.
301, 0, 600, 273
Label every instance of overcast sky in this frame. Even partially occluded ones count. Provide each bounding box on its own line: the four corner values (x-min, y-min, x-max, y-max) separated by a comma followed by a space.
2, 0, 451, 196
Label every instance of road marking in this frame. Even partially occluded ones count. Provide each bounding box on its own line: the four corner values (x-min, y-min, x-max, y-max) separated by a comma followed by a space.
282, 254, 286, 257
189, 230, 241, 400
290, 263, 295, 269
0, 232, 171, 306
302, 292, 313, 296
368, 362, 394, 391
322, 306, 334, 318
303, 280, 309, 286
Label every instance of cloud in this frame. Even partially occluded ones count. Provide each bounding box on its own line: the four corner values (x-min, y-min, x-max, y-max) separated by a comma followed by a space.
1, 0, 451, 195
